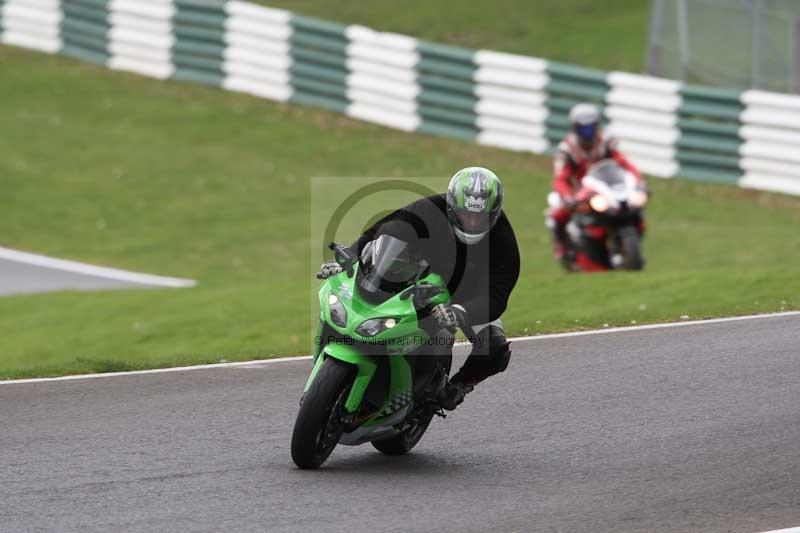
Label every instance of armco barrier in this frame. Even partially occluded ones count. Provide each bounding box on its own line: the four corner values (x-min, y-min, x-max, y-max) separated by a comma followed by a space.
61, 0, 108, 65
345, 25, 419, 132
605, 72, 680, 178
2, 0, 799, 196
290, 14, 348, 113
110, 1, 174, 80
172, 1, 227, 87
416, 42, 477, 142
2, 0, 62, 54
474, 50, 549, 154
222, 1, 292, 102
739, 90, 800, 195
677, 85, 743, 184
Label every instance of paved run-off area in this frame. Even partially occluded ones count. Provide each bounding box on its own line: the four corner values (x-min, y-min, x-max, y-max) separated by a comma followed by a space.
2, 314, 799, 532
0, 246, 195, 296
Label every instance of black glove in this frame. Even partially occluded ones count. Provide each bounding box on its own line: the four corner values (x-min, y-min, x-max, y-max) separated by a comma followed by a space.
431, 304, 469, 332
316, 261, 343, 279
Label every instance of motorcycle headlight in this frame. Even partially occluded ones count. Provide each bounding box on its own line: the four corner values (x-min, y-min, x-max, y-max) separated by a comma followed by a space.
589, 194, 610, 213
327, 292, 347, 327
356, 318, 398, 337
628, 190, 648, 209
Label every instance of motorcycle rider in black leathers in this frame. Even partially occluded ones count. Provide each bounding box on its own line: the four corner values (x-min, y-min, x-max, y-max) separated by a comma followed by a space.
317, 167, 520, 410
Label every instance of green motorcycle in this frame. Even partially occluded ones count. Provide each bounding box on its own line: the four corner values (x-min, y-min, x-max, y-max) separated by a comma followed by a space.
291, 235, 454, 469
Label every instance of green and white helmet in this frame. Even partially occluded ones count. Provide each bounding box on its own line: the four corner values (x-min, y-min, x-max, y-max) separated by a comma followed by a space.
446, 167, 504, 245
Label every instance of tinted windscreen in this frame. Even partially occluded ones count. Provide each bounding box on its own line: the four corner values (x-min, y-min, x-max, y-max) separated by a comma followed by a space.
357, 235, 419, 301
587, 160, 627, 188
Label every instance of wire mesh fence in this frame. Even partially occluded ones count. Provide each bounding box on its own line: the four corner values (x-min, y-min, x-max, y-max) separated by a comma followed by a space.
647, 0, 800, 93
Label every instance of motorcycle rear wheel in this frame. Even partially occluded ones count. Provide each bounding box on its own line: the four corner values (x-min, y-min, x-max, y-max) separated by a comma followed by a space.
291, 357, 354, 469
371, 413, 434, 455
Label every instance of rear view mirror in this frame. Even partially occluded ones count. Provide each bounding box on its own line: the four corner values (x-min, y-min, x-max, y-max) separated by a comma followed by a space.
328, 242, 356, 277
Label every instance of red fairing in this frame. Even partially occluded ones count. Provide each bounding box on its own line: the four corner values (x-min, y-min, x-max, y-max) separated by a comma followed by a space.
552, 134, 643, 200
582, 224, 607, 240
551, 206, 571, 225
574, 251, 608, 272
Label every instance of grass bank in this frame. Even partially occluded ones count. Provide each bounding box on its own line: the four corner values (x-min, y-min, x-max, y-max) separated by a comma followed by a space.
265, 0, 649, 72
0, 45, 798, 378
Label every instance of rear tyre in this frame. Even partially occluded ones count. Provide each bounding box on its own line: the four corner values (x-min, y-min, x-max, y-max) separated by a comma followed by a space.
371, 414, 434, 455
372, 349, 449, 456
560, 246, 579, 272
619, 227, 644, 270
291, 357, 354, 469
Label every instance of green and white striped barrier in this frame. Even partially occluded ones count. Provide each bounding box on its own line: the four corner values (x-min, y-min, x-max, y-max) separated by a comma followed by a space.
739, 90, 800, 195
2, 0, 62, 53
109, 1, 173, 79
2, 0, 799, 196
345, 25, 419, 132
223, 2, 291, 102
678, 85, 742, 184
65, 0, 108, 65
475, 50, 549, 153
604, 72, 681, 178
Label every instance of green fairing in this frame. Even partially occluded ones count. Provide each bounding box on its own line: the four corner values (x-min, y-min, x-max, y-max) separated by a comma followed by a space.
307, 263, 450, 415
321, 343, 377, 413
361, 354, 413, 426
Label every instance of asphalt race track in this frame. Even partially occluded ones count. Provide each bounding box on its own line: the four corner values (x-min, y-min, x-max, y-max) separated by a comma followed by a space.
2, 314, 799, 532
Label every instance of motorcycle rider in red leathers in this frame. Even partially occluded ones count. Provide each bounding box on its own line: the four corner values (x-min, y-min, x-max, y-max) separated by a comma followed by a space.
546, 103, 646, 265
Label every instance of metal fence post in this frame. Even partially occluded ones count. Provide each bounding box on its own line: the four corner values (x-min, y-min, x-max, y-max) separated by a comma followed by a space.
646, 0, 665, 76
677, 0, 690, 82
792, 17, 800, 93
752, 0, 764, 89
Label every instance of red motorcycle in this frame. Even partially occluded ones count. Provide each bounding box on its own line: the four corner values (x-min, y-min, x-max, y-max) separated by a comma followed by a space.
549, 160, 649, 272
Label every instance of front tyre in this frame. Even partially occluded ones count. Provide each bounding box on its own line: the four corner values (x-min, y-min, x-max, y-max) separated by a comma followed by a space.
291, 357, 354, 469
371, 412, 434, 455
619, 226, 644, 271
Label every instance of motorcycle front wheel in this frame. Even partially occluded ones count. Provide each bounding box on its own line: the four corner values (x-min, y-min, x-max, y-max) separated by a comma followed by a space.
291, 357, 354, 469
619, 226, 644, 270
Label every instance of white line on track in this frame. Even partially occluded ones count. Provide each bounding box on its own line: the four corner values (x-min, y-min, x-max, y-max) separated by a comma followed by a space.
0, 246, 196, 288
756, 528, 800, 533
1, 310, 798, 386
506, 310, 800, 343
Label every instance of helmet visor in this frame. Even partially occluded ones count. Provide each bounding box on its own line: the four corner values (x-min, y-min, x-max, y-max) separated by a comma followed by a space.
455, 209, 493, 235
576, 123, 598, 143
